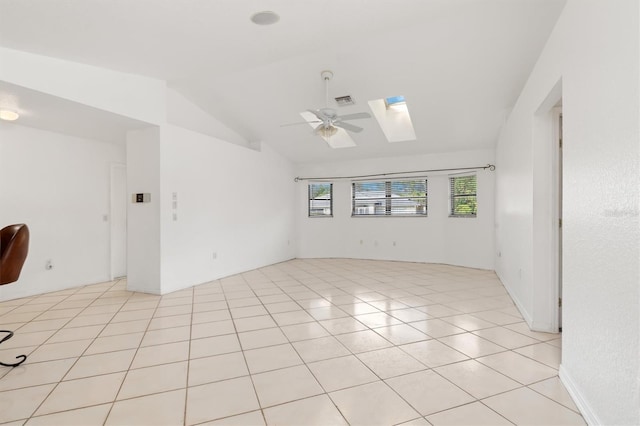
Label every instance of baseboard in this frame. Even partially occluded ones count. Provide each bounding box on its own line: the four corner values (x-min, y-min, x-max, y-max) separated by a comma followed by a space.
126, 282, 161, 295
297, 255, 495, 271
531, 319, 556, 333
158, 255, 298, 295
559, 365, 601, 426
495, 269, 533, 326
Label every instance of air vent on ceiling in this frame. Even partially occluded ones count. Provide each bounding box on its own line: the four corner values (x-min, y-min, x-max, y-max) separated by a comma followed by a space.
334, 95, 355, 107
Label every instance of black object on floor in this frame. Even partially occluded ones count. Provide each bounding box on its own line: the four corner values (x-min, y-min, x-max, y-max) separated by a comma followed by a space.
0, 330, 27, 367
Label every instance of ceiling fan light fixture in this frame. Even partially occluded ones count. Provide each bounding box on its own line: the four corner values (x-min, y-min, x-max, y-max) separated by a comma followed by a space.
316, 125, 338, 138
250, 11, 280, 26
0, 109, 19, 121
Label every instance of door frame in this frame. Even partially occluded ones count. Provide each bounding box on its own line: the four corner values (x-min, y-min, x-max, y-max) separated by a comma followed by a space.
110, 163, 127, 280
551, 107, 563, 332
532, 79, 563, 332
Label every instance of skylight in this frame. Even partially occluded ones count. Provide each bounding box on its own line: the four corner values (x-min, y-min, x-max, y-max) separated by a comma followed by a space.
369, 95, 416, 143
385, 95, 406, 109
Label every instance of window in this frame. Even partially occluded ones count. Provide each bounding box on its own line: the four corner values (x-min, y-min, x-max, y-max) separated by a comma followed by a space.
308, 183, 333, 217
352, 179, 427, 216
449, 175, 477, 217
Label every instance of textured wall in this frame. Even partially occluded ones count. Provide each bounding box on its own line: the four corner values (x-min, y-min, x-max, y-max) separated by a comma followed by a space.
495, 1, 639, 424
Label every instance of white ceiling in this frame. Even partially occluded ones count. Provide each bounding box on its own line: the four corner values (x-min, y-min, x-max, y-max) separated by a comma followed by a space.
0, 0, 566, 163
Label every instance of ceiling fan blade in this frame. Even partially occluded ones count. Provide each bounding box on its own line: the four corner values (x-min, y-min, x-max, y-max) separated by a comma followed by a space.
280, 120, 321, 127
334, 121, 363, 133
307, 109, 327, 121
337, 112, 371, 121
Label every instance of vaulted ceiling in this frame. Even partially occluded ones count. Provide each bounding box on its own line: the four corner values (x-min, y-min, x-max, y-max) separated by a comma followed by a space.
0, 0, 566, 163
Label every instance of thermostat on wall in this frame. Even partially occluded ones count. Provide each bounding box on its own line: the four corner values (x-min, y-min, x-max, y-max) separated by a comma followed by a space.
132, 193, 151, 203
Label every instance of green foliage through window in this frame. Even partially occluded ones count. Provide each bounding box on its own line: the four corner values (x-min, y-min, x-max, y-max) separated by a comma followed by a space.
449, 175, 477, 216
308, 183, 333, 217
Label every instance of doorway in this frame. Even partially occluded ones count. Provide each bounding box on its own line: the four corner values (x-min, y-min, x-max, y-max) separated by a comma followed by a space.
532, 79, 562, 333
110, 163, 127, 279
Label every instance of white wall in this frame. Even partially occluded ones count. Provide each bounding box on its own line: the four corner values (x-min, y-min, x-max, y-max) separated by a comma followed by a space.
495, 1, 639, 424
0, 47, 297, 298
296, 149, 495, 270
126, 127, 162, 294
0, 123, 125, 300
159, 125, 296, 293
0, 120, 296, 300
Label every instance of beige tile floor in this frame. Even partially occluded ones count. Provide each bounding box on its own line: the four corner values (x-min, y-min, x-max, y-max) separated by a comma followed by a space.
0, 259, 585, 425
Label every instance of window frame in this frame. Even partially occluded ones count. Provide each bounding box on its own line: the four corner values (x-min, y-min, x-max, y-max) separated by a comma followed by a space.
351, 179, 428, 217
308, 182, 333, 218
449, 174, 477, 218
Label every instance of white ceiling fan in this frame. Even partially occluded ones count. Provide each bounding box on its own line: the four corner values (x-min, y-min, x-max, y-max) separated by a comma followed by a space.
282, 70, 371, 142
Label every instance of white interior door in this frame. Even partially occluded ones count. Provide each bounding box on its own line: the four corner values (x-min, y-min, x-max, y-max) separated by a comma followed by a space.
110, 164, 127, 279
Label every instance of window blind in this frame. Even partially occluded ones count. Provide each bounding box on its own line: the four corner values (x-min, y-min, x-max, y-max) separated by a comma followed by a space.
308, 183, 333, 217
449, 175, 477, 217
352, 179, 427, 216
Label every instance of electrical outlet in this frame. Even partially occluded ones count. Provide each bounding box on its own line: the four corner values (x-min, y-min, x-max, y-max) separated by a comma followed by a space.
393, 241, 396, 246
45, 260, 53, 270
212, 252, 217, 260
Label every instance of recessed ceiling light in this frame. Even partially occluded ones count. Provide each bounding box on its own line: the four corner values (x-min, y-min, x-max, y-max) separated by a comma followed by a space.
250, 11, 280, 26
0, 110, 19, 121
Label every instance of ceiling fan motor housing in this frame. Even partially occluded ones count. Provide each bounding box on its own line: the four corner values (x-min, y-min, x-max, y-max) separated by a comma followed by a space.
319, 108, 337, 119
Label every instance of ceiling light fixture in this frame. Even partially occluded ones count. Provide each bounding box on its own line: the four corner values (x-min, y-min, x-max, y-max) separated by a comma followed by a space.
0, 110, 19, 121
250, 11, 280, 26
316, 126, 338, 138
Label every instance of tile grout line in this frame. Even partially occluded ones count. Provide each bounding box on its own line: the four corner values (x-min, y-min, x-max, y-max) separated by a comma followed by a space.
182, 284, 196, 426
18, 278, 133, 422
0, 260, 581, 425
99, 280, 163, 426
225, 273, 270, 426
244, 269, 352, 426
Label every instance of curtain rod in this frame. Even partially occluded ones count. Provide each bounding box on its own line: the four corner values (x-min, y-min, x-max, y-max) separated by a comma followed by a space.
294, 164, 495, 182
